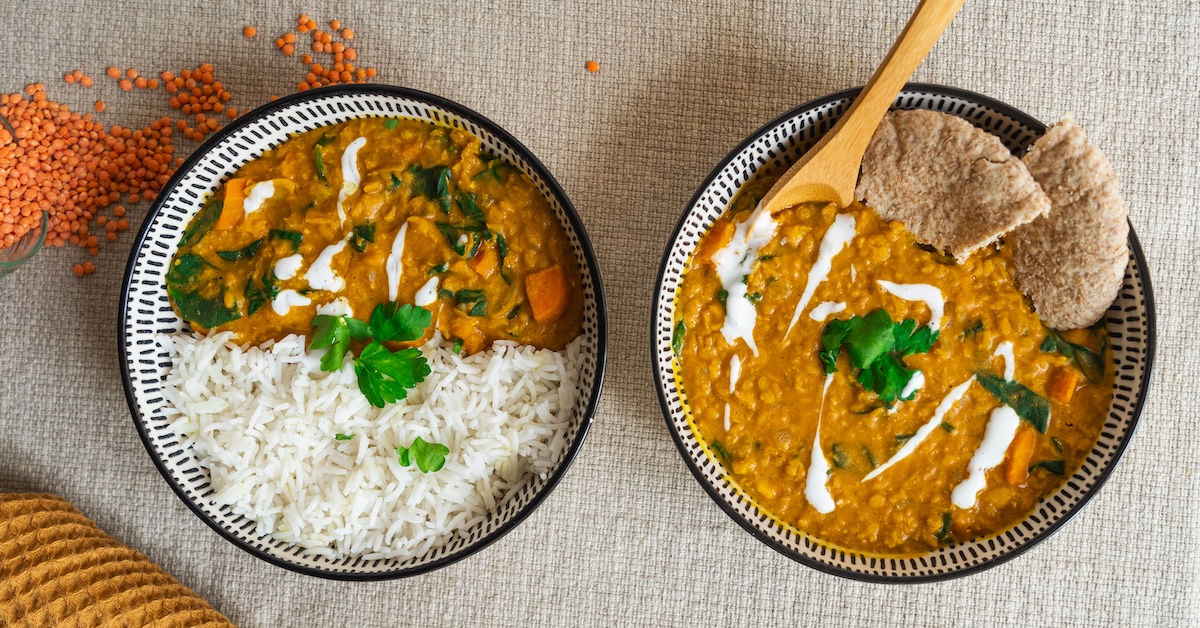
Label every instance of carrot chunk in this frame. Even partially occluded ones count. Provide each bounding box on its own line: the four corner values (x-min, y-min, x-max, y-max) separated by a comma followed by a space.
215, 177, 247, 229
1004, 427, 1038, 485
693, 220, 735, 266
469, 243, 499, 279
525, 264, 571, 324
1046, 367, 1079, 404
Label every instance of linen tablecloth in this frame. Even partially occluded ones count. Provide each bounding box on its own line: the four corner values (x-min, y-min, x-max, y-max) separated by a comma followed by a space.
1, 1, 1197, 625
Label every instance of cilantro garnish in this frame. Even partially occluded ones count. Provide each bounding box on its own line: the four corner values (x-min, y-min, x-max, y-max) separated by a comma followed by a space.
819, 309, 938, 404
335, 433, 354, 441
354, 342, 431, 407
368, 302, 432, 343
308, 303, 434, 408
975, 371, 1052, 433
397, 436, 449, 473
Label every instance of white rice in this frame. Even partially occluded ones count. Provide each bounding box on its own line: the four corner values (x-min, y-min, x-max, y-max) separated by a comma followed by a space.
158, 331, 582, 560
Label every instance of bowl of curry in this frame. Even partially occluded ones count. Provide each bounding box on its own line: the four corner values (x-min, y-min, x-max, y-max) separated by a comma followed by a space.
119, 85, 607, 579
652, 85, 1154, 582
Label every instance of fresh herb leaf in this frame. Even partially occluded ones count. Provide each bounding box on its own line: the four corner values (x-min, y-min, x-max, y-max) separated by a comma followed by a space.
353, 341, 431, 407
368, 302, 431, 343
436, 223, 467, 255
710, 440, 733, 466
1029, 459, 1066, 475
409, 164, 453, 213
862, 446, 878, 469
215, 238, 263, 262
314, 145, 327, 184
962, 320, 984, 338
842, 309, 895, 369
269, 229, 303, 252
383, 118, 399, 130
941, 422, 955, 432
975, 371, 1052, 433
935, 513, 952, 542
831, 443, 850, 469
396, 437, 449, 473
1041, 328, 1104, 384
892, 319, 939, 356
351, 221, 376, 252
506, 304, 522, 320
1051, 436, 1064, 453
672, 321, 686, 356
335, 433, 354, 441
180, 200, 222, 247
429, 263, 447, 275
819, 310, 936, 402
309, 314, 370, 372
857, 353, 918, 404
455, 192, 486, 221
452, 338, 463, 354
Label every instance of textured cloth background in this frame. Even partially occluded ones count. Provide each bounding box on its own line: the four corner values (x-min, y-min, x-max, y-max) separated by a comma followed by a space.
1, 1, 1198, 626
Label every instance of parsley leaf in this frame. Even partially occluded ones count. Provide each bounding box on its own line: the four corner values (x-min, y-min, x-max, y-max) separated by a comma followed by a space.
975, 371, 1052, 433
843, 309, 895, 368
353, 342, 431, 407
310, 314, 372, 372
857, 353, 917, 404
397, 437, 450, 473
819, 309, 937, 404
368, 303, 431, 343
892, 319, 939, 356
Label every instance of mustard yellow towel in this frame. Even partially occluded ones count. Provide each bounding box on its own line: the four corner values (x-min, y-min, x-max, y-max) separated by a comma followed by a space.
0, 492, 236, 627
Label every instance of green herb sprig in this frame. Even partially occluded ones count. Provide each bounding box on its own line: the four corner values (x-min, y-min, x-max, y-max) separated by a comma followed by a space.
398, 437, 449, 473
819, 309, 939, 405
308, 303, 434, 408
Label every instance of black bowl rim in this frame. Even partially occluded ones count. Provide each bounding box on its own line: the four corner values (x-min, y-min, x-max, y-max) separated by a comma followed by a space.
118, 84, 609, 581
650, 82, 1157, 584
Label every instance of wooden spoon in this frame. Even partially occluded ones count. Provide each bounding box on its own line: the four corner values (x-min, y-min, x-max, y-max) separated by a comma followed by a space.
758, 0, 967, 213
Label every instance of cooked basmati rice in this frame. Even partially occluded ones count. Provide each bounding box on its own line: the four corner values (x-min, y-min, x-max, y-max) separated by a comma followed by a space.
158, 331, 581, 560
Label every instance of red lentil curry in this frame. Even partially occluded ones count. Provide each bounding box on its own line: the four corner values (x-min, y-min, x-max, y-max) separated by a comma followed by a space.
673, 176, 1112, 556
167, 117, 582, 356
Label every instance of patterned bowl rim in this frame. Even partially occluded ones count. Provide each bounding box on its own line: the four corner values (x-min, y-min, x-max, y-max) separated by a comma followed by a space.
650, 83, 1157, 583
117, 84, 609, 580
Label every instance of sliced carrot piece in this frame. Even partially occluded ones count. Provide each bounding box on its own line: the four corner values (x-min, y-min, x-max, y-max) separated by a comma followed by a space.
215, 178, 248, 230
525, 264, 571, 324
1046, 367, 1079, 404
1004, 427, 1038, 485
469, 242, 499, 279
693, 220, 735, 266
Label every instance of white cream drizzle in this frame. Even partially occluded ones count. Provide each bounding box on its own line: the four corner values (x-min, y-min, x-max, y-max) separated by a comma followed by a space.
307, 241, 347, 293
804, 374, 837, 514
336, 137, 367, 223
786, 214, 857, 336
850, 264, 857, 281
729, 354, 742, 391
271, 289, 311, 316
242, 181, 276, 216
809, 301, 847, 321
951, 406, 1020, 509
863, 377, 975, 481
900, 370, 926, 400
414, 276, 439, 307
316, 297, 352, 318
993, 341, 1015, 381
712, 201, 779, 356
273, 253, 304, 281
723, 404, 731, 431
385, 222, 409, 301
877, 280, 944, 331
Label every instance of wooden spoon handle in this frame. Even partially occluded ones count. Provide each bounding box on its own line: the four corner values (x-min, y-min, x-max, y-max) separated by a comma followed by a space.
762, 0, 967, 212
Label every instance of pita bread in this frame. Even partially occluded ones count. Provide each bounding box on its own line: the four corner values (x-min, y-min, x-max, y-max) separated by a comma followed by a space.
856, 109, 1051, 260
1012, 116, 1129, 329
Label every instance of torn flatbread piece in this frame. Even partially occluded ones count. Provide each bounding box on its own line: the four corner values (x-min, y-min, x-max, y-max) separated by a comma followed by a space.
1012, 116, 1129, 329
856, 109, 1051, 260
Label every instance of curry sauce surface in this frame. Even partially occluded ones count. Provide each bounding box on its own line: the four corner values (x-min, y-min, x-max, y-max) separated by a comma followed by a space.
674, 178, 1113, 555
168, 117, 582, 353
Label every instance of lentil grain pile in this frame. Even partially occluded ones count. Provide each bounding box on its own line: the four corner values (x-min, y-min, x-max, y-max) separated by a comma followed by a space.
0, 14, 378, 275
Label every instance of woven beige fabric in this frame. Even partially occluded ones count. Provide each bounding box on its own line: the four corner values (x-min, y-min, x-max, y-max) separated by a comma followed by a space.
0, 1, 1197, 626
